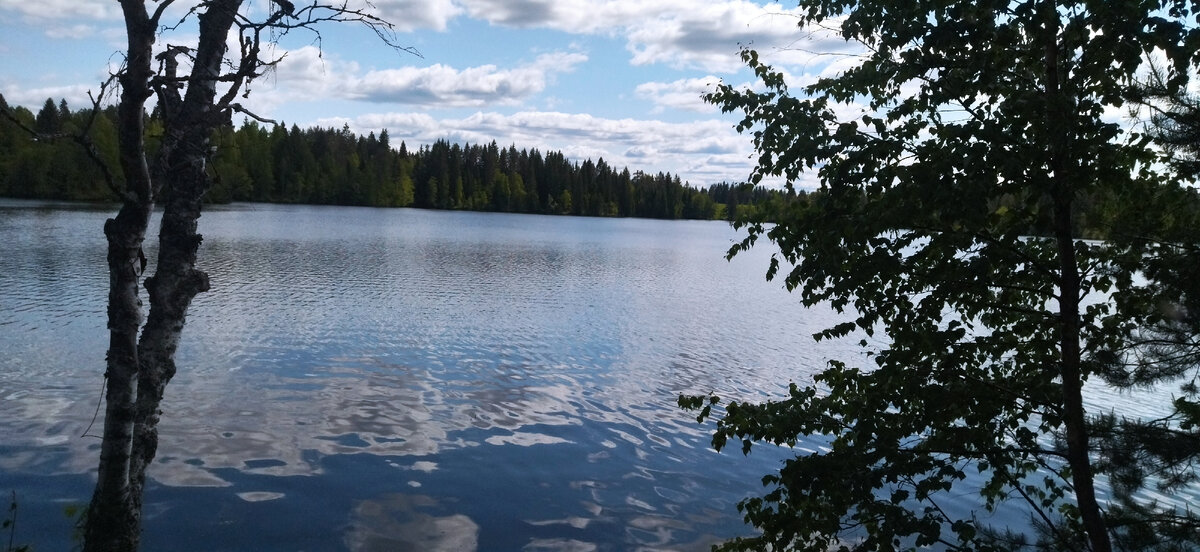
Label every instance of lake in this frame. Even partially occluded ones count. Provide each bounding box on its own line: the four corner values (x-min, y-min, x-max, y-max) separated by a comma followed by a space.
3, 200, 1192, 550
0, 200, 859, 551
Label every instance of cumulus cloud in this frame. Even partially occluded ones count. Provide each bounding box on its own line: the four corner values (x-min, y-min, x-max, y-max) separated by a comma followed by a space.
319, 109, 756, 185
0, 0, 117, 20
255, 47, 587, 110
275, 45, 358, 87
459, 0, 665, 33
634, 77, 722, 113
459, 0, 849, 73
349, 52, 588, 107
624, 2, 855, 72
0, 83, 102, 110
353, 0, 463, 32
454, 0, 555, 28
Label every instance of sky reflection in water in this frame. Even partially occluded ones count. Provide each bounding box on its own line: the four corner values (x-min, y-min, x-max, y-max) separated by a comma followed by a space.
0, 201, 850, 551
1, 200, 1194, 550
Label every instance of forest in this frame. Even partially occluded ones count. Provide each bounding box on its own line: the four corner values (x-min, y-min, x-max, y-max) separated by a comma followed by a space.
0, 96, 1172, 239
0, 96, 780, 221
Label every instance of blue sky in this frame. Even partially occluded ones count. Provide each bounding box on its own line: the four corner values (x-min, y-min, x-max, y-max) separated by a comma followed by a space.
0, 0, 849, 187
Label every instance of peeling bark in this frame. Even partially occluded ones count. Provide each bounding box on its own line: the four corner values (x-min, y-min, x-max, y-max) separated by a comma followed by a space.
83, 3, 402, 549
84, 0, 156, 549
130, 0, 234, 504
84, 2, 236, 550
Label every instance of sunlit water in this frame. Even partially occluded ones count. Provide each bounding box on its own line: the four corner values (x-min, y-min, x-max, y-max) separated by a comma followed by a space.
0, 200, 855, 551
0, 200, 1191, 550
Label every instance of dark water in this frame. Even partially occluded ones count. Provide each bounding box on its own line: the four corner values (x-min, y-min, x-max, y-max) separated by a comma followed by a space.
0, 200, 856, 551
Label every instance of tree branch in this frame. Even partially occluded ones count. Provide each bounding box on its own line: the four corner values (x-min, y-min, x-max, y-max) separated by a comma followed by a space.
149, 0, 177, 29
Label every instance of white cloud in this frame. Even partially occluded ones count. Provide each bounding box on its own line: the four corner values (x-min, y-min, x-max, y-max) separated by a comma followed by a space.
355, 0, 464, 32
255, 47, 587, 110
354, 111, 440, 132
459, 0, 849, 72
276, 45, 358, 87
0, 83, 102, 110
626, 4, 856, 72
348, 52, 588, 107
635, 77, 722, 113
44, 24, 98, 39
0, 0, 116, 20
229, 45, 360, 115
459, 0, 664, 33
321, 109, 757, 185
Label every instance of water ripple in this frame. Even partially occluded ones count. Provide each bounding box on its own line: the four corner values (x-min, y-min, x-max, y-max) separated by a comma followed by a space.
1, 202, 1189, 551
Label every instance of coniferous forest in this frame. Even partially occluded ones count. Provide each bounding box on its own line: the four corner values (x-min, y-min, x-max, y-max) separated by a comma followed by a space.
0, 96, 781, 220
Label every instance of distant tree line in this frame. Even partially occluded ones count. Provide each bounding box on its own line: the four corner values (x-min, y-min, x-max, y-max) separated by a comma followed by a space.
0, 97, 119, 202
0, 95, 786, 220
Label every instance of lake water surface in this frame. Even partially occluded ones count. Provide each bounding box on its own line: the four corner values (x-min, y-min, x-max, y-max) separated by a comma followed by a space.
3, 200, 1192, 550
0, 200, 858, 551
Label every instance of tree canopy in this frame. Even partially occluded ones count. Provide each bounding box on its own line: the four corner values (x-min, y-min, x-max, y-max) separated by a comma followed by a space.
683, 1, 1200, 550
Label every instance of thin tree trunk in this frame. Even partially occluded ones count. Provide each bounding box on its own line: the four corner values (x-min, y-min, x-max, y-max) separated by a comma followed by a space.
1042, 1, 1111, 550
1053, 172, 1110, 551
84, 1, 156, 549
129, 0, 237, 501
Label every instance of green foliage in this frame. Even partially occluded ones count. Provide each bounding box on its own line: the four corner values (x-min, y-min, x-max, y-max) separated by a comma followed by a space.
62, 502, 85, 548
684, 1, 1200, 550
0, 99, 782, 220
1136, 64, 1200, 179
0, 98, 120, 201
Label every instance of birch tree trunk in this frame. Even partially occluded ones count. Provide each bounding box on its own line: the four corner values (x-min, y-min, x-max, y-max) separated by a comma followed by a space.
84, 2, 238, 549
80, 3, 403, 548
129, 0, 237, 510
84, 0, 157, 548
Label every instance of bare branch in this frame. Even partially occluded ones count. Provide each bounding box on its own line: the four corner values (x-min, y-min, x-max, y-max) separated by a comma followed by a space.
159, 2, 203, 34
205, 1, 420, 124
149, 0, 178, 29
79, 82, 125, 201
227, 102, 276, 125
237, 1, 421, 57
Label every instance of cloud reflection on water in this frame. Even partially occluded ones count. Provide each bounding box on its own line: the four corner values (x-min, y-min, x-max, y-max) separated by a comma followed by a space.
345, 493, 479, 552
0, 205, 852, 550
146, 357, 641, 488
